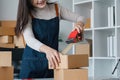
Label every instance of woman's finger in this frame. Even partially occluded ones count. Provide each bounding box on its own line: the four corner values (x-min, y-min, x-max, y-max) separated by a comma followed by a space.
52, 55, 58, 68
49, 56, 55, 68
55, 52, 61, 63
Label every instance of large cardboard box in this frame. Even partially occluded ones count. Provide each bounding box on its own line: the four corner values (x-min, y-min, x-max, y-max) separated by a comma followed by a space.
54, 69, 88, 80
0, 67, 14, 80
0, 43, 15, 48
49, 54, 88, 69
0, 20, 16, 27
0, 27, 15, 36
0, 51, 12, 67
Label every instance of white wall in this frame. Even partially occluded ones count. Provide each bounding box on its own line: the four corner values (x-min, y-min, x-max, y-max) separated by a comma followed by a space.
0, 0, 18, 20
59, 0, 73, 41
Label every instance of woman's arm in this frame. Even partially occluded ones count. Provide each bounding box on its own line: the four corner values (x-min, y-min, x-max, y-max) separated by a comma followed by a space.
59, 5, 85, 33
22, 19, 43, 52
59, 5, 86, 24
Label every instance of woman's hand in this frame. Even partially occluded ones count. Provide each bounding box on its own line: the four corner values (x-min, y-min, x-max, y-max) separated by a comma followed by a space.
73, 21, 84, 33
39, 44, 61, 69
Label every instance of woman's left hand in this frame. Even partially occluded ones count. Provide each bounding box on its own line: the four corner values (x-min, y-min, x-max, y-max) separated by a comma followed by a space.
73, 21, 84, 33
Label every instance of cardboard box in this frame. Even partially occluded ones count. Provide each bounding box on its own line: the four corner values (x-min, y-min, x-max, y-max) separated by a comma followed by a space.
0, 27, 15, 36
0, 20, 16, 27
0, 67, 14, 80
0, 36, 8, 43
8, 36, 14, 43
84, 18, 91, 29
49, 54, 88, 69
14, 35, 25, 48
54, 69, 88, 80
75, 43, 91, 56
0, 51, 12, 67
0, 36, 13, 44
0, 43, 15, 48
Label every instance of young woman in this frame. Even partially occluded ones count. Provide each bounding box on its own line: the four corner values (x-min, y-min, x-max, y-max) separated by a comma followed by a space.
15, 0, 85, 79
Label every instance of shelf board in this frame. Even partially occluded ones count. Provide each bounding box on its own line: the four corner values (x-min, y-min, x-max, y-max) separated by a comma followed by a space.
117, 26, 120, 28
84, 28, 93, 31
94, 57, 116, 59
117, 57, 120, 59
89, 57, 93, 59
94, 27, 115, 30
74, 0, 92, 5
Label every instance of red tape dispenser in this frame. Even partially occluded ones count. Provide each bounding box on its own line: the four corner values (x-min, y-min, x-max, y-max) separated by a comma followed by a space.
66, 29, 83, 44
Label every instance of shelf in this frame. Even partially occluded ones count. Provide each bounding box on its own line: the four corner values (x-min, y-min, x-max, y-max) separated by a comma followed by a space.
117, 26, 120, 28
116, 0, 120, 26
84, 28, 93, 31
73, 0, 120, 78
94, 0, 115, 28
94, 30, 115, 57
94, 27, 115, 30
94, 57, 116, 60
89, 57, 93, 59
74, 2, 92, 18
74, 0, 92, 5
94, 59, 116, 78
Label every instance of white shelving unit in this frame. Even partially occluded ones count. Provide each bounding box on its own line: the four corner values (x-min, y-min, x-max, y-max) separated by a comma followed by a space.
73, 0, 120, 79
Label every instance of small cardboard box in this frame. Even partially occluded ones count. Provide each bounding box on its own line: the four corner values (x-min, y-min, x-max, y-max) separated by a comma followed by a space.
0, 27, 15, 36
0, 51, 12, 67
0, 36, 13, 44
75, 39, 92, 57
0, 43, 15, 48
75, 43, 91, 56
0, 20, 16, 27
54, 68, 88, 80
84, 18, 91, 29
0, 67, 14, 80
0, 36, 8, 43
49, 54, 88, 69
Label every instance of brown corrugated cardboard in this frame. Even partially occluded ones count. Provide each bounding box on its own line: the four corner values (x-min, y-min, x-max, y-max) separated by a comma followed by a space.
0, 36, 8, 43
0, 43, 15, 48
0, 20, 16, 27
84, 18, 91, 29
54, 69, 88, 80
0, 36, 14, 44
0, 67, 14, 80
0, 51, 12, 67
8, 36, 14, 43
0, 27, 15, 36
14, 35, 25, 48
49, 54, 88, 69
75, 43, 90, 56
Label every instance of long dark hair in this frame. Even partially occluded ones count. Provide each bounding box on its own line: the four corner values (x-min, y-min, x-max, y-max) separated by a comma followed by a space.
15, 0, 34, 37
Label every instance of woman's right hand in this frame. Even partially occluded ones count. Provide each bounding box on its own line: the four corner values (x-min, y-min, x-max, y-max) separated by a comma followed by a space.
39, 44, 61, 69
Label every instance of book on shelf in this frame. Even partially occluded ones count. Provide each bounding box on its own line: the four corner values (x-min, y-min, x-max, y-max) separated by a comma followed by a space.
108, 6, 115, 27
107, 35, 116, 57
